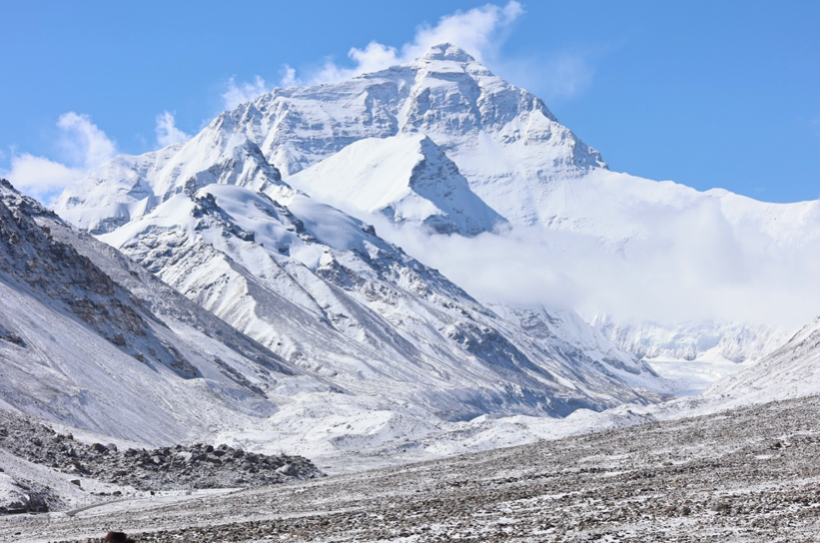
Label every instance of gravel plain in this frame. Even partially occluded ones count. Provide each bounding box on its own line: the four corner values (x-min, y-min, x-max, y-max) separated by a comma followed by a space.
5, 394, 820, 542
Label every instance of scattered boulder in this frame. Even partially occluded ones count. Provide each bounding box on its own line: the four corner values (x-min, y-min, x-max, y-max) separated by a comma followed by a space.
0, 473, 49, 514
105, 532, 135, 543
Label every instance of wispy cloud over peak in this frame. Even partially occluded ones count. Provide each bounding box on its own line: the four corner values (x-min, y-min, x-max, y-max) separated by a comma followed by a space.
56, 112, 117, 169
222, 76, 271, 111
309, 1, 524, 85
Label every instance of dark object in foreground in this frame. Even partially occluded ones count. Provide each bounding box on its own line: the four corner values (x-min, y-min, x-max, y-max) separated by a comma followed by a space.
105, 533, 135, 543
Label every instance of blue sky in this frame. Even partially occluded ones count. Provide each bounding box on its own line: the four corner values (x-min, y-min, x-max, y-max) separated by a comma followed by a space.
1, 1, 818, 203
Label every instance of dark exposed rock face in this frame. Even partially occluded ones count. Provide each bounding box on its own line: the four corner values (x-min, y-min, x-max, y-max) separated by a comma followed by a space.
0, 180, 144, 335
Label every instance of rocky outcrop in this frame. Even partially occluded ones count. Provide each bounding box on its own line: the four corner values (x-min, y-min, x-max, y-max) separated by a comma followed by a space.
0, 409, 322, 503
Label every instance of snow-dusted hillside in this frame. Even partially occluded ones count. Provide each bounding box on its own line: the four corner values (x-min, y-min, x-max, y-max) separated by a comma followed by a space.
98, 181, 669, 419
0, 179, 321, 444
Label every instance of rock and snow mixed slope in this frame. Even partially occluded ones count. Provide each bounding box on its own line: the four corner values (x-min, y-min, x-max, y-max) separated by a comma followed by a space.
0, 179, 324, 444
2, 176, 670, 473
12, 393, 820, 543
96, 181, 668, 419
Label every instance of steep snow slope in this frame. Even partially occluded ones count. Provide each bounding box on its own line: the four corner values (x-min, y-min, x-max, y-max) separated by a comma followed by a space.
287, 134, 507, 236
55, 127, 294, 234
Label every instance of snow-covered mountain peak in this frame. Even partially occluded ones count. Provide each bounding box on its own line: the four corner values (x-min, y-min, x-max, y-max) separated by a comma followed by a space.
54, 124, 293, 235
418, 43, 477, 64
56, 44, 608, 229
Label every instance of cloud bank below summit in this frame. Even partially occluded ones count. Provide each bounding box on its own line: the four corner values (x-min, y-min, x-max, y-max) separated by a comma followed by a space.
368, 197, 820, 332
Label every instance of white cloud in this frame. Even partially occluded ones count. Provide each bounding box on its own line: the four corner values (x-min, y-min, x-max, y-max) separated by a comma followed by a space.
222, 76, 272, 110
369, 200, 820, 331
1, 112, 116, 205
56, 112, 117, 169
155, 111, 191, 147
2, 154, 84, 203
222, 1, 526, 109
404, 1, 524, 63
309, 1, 524, 85
279, 65, 301, 88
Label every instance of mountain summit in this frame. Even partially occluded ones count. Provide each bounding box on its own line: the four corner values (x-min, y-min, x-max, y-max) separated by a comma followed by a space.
56, 44, 607, 229
419, 43, 478, 63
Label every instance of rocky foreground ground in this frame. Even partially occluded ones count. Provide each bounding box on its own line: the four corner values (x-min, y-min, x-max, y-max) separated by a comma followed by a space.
5, 394, 820, 542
